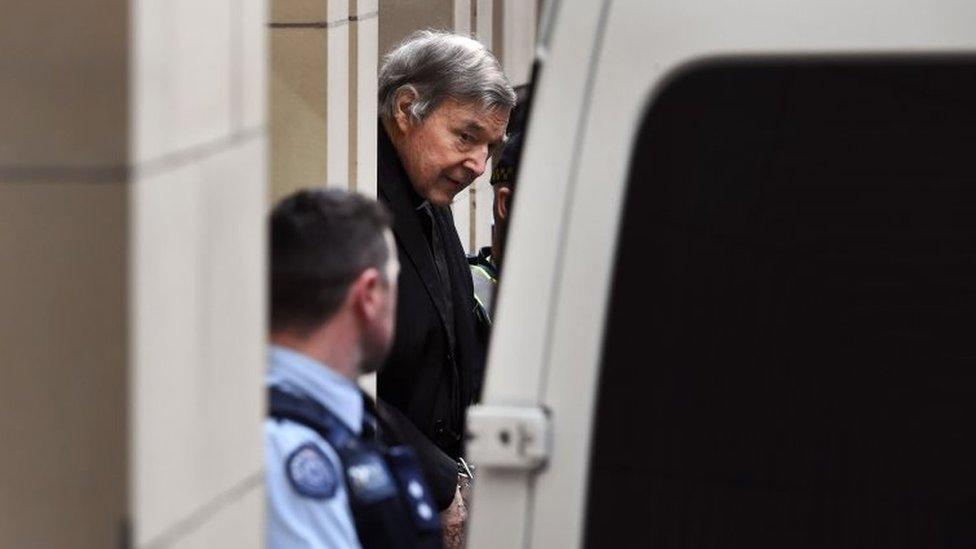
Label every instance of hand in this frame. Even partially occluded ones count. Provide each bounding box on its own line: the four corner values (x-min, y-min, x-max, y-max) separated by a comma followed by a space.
440, 483, 468, 549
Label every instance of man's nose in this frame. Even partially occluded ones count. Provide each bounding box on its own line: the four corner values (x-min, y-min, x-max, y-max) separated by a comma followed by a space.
462, 144, 489, 178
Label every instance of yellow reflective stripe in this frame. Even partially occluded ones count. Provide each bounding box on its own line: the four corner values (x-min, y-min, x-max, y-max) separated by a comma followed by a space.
472, 292, 491, 326
470, 265, 497, 284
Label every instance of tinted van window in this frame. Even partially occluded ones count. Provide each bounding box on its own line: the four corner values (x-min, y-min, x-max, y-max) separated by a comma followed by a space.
586, 59, 976, 548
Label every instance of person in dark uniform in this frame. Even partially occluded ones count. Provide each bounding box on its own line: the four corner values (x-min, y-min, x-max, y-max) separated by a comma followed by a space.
375, 29, 516, 546
468, 84, 530, 338
265, 189, 442, 549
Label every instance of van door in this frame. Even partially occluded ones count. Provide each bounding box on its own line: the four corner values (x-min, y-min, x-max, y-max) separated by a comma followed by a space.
513, 1, 976, 548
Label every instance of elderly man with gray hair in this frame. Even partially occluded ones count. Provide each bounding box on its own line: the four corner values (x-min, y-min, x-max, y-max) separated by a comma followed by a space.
374, 29, 515, 546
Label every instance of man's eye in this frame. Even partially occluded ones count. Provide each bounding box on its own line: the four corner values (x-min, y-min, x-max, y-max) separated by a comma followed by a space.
459, 132, 473, 143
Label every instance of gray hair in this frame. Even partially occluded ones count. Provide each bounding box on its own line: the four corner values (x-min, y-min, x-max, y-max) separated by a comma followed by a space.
378, 30, 517, 123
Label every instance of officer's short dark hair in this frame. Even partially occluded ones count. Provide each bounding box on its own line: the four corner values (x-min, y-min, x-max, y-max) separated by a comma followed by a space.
270, 189, 393, 334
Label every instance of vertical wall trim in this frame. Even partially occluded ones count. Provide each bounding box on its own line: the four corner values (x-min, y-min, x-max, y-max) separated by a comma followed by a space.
469, 184, 478, 251
500, 0, 536, 86
476, 0, 493, 48
325, 23, 350, 188
351, 0, 378, 198
454, 0, 472, 36
349, 13, 360, 192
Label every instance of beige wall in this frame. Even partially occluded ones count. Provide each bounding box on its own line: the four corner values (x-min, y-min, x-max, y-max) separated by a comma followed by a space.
0, 1, 130, 546
0, 183, 129, 548
0, 0, 267, 547
1, 1, 533, 546
270, 0, 372, 201
378, 0, 455, 57
129, 0, 267, 546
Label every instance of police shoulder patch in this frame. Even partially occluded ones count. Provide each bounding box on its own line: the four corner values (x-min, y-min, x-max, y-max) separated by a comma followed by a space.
286, 442, 338, 499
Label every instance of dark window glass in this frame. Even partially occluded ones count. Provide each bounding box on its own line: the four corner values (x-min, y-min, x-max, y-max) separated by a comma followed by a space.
585, 59, 976, 548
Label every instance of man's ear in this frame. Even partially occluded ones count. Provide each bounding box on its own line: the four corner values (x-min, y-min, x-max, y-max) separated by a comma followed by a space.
350, 267, 383, 320
496, 186, 512, 222
393, 86, 419, 134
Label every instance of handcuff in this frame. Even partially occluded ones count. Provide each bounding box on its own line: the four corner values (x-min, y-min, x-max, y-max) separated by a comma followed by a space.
457, 457, 475, 493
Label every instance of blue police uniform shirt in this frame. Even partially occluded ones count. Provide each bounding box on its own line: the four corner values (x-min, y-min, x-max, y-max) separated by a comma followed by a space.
265, 345, 364, 549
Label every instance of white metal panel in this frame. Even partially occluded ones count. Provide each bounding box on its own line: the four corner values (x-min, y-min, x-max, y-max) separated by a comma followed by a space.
528, 1, 976, 548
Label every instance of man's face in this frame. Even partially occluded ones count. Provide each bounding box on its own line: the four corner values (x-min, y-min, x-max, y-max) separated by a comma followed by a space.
361, 231, 400, 374
396, 98, 510, 207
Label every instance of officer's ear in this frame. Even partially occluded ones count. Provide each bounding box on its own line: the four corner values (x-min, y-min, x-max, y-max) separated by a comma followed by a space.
393, 85, 420, 134
349, 267, 384, 322
496, 186, 512, 222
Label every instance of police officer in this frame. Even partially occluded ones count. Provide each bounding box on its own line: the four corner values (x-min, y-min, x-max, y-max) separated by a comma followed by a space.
266, 189, 442, 548
469, 84, 530, 346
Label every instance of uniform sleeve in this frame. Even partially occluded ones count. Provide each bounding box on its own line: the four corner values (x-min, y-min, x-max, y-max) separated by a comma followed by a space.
265, 419, 362, 549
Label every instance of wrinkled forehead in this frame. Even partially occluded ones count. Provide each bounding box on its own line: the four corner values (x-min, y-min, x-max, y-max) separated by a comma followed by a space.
437, 98, 511, 138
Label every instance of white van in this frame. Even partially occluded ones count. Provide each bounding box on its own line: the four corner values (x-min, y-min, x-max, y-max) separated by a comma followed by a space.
466, 1, 976, 547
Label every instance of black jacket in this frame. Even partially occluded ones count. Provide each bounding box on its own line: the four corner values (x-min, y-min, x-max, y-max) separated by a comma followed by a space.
376, 124, 486, 461
375, 398, 459, 511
